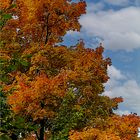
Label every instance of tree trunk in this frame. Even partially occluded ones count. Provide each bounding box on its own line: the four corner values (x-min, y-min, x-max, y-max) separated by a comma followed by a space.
39, 119, 45, 140
10, 133, 18, 140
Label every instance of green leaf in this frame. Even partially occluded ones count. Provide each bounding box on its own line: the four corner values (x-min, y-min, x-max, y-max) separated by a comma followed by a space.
0, 134, 12, 140
1, 75, 9, 83
23, 54, 32, 58
2, 14, 12, 20
20, 60, 29, 67
0, 21, 4, 27
5, 64, 18, 73
8, 4, 17, 9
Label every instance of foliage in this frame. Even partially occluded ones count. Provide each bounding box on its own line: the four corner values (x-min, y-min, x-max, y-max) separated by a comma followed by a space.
0, 134, 12, 140
0, 0, 140, 140
0, 65, 36, 138
69, 114, 140, 140
0, 1, 37, 139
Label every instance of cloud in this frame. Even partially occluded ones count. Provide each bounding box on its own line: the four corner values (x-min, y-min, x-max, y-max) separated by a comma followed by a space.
87, 2, 105, 13
114, 110, 130, 115
80, 6, 140, 51
104, 65, 140, 115
108, 65, 126, 80
103, 0, 130, 6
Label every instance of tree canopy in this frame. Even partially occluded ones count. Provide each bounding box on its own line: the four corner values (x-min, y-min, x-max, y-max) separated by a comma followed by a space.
0, 0, 140, 140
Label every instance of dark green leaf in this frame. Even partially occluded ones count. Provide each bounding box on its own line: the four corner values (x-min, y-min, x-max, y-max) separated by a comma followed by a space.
2, 14, 12, 20
20, 60, 29, 67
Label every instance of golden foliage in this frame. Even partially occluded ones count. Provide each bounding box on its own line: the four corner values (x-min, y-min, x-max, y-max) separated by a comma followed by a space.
69, 114, 140, 140
1, 0, 140, 139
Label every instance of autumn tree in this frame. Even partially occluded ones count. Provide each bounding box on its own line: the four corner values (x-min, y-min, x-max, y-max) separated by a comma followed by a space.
0, 0, 140, 140
69, 114, 140, 140
0, 2, 39, 139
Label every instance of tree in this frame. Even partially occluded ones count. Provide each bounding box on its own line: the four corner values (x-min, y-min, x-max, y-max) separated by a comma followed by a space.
69, 114, 140, 140
0, 0, 140, 140
0, 2, 38, 139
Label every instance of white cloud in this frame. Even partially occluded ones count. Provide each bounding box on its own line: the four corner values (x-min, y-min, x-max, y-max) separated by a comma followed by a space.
108, 65, 126, 80
114, 110, 130, 115
80, 6, 140, 51
104, 65, 140, 115
87, 2, 105, 13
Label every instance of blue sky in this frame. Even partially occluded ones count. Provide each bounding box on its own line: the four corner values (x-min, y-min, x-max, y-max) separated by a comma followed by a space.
64, 0, 140, 115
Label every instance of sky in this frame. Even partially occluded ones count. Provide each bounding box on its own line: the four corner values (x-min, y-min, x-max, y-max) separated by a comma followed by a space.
64, 0, 140, 115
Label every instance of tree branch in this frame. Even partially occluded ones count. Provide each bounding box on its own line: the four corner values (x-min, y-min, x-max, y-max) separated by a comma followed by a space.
35, 131, 40, 140
45, 13, 50, 44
